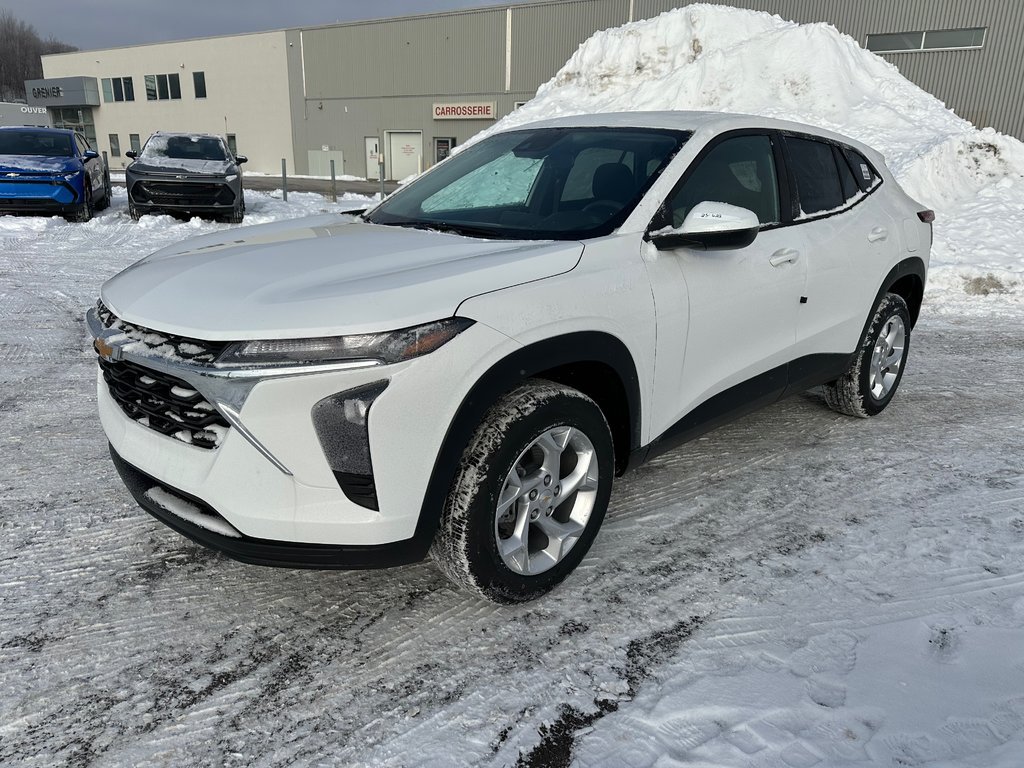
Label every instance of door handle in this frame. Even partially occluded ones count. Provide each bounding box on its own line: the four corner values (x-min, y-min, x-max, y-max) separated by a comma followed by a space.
769, 248, 800, 267
868, 227, 888, 242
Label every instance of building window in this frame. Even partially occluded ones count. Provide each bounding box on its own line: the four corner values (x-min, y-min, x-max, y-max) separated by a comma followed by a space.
866, 27, 986, 53
109, 134, 121, 157
101, 76, 135, 102
129, 133, 141, 153
193, 71, 207, 98
226, 134, 238, 156
145, 73, 182, 100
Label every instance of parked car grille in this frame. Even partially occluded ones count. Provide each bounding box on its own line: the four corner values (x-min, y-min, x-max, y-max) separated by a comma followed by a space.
99, 358, 230, 449
134, 180, 235, 206
95, 302, 230, 449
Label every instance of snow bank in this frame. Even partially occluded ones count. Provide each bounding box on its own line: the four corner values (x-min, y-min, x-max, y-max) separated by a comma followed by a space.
481, 4, 1024, 304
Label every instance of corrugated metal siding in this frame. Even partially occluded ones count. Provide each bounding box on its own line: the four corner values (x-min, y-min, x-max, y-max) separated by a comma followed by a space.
636, 0, 1024, 137
302, 9, 507, 99
510, 0, 629, 91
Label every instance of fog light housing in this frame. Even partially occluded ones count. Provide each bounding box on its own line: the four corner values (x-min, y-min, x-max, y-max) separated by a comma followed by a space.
312, 380, 389, 510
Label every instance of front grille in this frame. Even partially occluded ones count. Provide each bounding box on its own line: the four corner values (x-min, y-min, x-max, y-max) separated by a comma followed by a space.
95, 302, 231, 449
135, 181, 234, 206
96, 302, 227, 364
99, 357, 230, 449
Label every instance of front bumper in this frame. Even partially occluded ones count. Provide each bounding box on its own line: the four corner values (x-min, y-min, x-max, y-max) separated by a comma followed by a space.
128, 176, 239, 213
89, 307, 520, 561
109, 446, 426, 568
0, 177, 81, 212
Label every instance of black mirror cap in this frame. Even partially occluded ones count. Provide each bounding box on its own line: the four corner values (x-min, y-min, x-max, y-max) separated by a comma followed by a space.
125, 150, 137, 159
235, 155, 248, 164
649, 226, 758, 251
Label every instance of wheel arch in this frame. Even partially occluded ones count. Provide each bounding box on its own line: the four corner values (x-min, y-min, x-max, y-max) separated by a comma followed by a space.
410, 331, 642, 554
878, 257, 926, 328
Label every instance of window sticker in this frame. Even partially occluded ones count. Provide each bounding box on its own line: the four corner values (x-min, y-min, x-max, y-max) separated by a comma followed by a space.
860, 163, 871, 181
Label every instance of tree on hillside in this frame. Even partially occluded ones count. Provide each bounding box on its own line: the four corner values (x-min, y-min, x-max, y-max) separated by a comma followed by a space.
0, 10, 77, 102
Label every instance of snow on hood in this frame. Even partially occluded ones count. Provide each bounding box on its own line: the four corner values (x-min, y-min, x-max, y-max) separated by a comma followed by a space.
470, 4, 1024, 295
101, 215, 582, 340
0, 154, 77, 174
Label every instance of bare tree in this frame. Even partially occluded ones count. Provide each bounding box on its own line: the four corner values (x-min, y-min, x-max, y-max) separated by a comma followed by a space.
0, 10, 77, 102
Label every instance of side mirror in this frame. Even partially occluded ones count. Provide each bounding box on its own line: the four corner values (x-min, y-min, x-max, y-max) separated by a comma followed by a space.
125, 150, 137, 159
82, 149, 99, 161
648, 201, 759, 250
235, 155, 248, 164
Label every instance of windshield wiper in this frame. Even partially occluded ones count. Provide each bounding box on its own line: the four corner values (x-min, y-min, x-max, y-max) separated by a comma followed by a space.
377, 220, 500, 239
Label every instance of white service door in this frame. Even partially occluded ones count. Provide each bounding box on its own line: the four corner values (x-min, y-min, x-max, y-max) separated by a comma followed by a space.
387, 132, 422, 181
365, 137, 380, 181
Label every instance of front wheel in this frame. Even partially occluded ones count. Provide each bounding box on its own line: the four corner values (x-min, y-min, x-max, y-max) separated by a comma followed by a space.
430, 380, 614, 603
67, 185, 93, 223
824, 292, 911, 418
94, 171, 112, 211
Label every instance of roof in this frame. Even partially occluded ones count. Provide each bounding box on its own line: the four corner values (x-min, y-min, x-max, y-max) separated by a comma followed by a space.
506, 110, 879, 158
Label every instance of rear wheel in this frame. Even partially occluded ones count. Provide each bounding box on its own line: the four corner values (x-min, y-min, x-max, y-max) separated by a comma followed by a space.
430, 380, 614, 603
824, 292, 911, 417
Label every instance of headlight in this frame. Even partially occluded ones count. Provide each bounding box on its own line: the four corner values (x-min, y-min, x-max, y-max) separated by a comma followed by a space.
215, 317, 475, 368
225, 174, 238, 182
63, 171, 82, 181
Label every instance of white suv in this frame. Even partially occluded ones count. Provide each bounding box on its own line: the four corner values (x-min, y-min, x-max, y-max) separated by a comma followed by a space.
89, 112, 932, 602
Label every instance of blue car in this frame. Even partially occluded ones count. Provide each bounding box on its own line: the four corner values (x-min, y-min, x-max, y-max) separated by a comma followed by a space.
0, 126, 111, 222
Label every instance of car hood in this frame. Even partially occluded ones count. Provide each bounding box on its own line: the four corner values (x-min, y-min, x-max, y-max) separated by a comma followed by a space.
101, 215, 583, 340
0, 154, 77, 175
128, 158, 235, 176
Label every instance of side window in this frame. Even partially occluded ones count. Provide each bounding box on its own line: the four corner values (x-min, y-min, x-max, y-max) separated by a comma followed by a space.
787, 136, 843, 216
842, 146, 880, 193
560, 147, 634, 203
667, 134, 780, 227
422, 152, 543, 212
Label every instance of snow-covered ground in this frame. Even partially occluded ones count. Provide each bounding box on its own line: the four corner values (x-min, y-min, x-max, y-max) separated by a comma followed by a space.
3, 5, 1024, 767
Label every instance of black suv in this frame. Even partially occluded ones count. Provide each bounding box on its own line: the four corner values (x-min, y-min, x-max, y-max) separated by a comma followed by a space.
126, 132, 247, 222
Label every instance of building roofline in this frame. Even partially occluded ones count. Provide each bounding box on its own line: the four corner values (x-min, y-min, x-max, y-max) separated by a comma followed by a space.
41, 0, 586, 58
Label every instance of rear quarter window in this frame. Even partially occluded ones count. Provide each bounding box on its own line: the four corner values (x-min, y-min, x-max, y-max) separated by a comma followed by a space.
842, 146, 881, 193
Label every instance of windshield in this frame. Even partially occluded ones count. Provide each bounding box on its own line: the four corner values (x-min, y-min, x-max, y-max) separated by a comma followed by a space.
141, 134, 228, 162
365, 127, 689, 240
0, 130, 74, 158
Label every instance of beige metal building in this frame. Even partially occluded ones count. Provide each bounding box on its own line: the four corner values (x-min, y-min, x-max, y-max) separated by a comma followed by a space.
26, 0, 1024, 178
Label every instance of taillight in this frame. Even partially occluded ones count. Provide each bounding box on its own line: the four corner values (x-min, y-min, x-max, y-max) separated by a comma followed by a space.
917, 210, 935, 223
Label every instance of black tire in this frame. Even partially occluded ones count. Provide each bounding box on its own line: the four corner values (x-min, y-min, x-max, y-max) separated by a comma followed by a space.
67, 185, 93, 223
824, 292, 911, 418
430, 380, 614, 603
128, 197, 142, 221
95, 171, 112, 211
228, 194, 245, 224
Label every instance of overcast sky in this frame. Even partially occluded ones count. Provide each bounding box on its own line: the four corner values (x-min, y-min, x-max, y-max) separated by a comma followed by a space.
4, 0, 538, 50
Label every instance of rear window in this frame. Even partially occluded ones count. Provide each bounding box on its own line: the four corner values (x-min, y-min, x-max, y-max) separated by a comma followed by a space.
834, 146, 861, 201
787, 136, 844, 216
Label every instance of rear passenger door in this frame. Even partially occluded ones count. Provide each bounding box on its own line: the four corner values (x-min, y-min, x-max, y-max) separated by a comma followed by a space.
782, 134, 897, 359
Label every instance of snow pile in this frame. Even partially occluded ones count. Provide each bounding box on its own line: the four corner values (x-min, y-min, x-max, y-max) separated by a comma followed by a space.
484, 4, 1024, 304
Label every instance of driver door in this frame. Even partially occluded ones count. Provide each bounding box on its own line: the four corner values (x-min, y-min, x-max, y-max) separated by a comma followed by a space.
644, 131, 809, 438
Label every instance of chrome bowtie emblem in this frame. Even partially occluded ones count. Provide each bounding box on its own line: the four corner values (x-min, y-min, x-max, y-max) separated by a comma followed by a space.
94, 329, 125, 362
